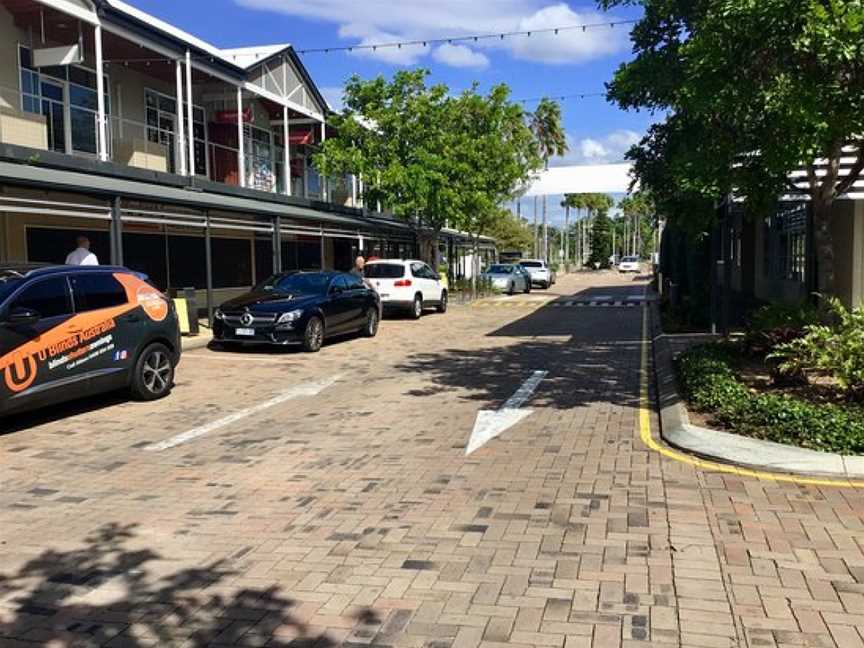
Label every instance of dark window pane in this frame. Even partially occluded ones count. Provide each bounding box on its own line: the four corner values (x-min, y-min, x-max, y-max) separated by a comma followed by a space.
70, 108, 97, 153
12, 278, 71, 319
40, 65, 67, 81
255, 238, 274, 284
70, 85, 97, 109
364, 263, 404, 279
68, 66, 96, 89
211, 238, 252, 288
168, 235, 206, 290
123, 232, 167, 290
41, 82, 63, 101
26, 228, 109, 265
146, 92, 157, 108
72, 273, 127, 312
158, 95, 176, 113
19, 46, 33, 70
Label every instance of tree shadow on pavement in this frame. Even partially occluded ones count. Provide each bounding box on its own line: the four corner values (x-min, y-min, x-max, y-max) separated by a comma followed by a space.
0, 522, 349, 647
396, 303, 646, 411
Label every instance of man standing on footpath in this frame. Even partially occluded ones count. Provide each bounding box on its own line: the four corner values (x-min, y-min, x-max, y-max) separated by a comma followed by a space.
350, 255, 365, 279
65, 235, 99, 266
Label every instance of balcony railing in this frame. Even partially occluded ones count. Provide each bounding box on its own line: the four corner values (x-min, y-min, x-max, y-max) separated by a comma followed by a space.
0, 81, 357, 207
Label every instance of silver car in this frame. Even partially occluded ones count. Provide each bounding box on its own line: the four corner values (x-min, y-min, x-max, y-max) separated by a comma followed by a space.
482, 264, 531, 295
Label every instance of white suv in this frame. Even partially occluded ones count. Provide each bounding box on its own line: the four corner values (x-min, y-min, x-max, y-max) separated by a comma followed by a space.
618, 256, 641, 273
519, 259, 556, 289
364, 259, 447, 319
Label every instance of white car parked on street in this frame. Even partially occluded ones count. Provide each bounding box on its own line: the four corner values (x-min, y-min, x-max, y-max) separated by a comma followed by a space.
618, 256, 642, 273
519, 259, 556, 289
364, 259, 447, 318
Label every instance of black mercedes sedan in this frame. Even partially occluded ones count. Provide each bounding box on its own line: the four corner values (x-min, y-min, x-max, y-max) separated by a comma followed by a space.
213, 271, 380, 352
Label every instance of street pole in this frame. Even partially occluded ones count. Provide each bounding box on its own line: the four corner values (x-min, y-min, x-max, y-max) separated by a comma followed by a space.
564, 205, 570, 266
542, 196, 548, 263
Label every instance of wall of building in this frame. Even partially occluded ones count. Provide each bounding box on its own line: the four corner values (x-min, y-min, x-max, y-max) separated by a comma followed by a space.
0, 4, 21, 108
830, 200, 857, 307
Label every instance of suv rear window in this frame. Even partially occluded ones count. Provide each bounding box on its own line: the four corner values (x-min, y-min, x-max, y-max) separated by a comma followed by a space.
520, 261, 543, 268
365, 264, 405, 279
72, 273, 128, 312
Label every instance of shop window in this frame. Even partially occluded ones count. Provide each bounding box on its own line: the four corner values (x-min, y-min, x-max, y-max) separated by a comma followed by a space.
211, 238, 253, 288
764, 204, 808, 282
26, 227, 110, 265
123, 232, 168, 290
255, 238, 274, 282
168, 235, 207, 289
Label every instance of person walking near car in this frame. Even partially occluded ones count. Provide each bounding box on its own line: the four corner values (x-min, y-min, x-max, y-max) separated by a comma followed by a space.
350, 255, 365, 279
65, 235, 99, 266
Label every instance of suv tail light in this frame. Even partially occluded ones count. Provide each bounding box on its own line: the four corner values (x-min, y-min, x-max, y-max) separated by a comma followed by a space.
394, 279, 412, 287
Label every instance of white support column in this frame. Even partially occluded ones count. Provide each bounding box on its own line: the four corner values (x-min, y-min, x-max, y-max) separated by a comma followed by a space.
94, 24, 108, 161
185, 50, 196, 176
351, 174, 357, 207
237, 86, 245, 188
320, 120, 327, 201
283, 104, 291, 196
174, 59, 187, 176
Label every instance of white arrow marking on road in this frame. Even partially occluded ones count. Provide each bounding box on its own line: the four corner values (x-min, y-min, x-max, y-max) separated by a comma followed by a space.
465, 370, 548, 456
145, 375, 341, 451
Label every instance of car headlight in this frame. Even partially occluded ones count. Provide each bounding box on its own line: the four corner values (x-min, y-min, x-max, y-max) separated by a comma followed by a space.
214, 309, 224, 320
276, 309, 304, 324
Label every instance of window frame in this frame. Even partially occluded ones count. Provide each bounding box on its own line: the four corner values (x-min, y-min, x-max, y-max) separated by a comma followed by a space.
70, 273, 129, 313
144, 87, 208, 177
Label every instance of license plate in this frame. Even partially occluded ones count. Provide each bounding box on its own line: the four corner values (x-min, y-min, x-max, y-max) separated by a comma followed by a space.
379, 293, 390, 298
235, 327, 255, 336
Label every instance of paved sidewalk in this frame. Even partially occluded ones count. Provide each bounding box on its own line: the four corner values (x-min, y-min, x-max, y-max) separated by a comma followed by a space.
0, 273, 863, 647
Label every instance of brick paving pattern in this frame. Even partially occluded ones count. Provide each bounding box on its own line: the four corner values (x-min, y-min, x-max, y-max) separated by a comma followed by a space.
0, 273, 862, 647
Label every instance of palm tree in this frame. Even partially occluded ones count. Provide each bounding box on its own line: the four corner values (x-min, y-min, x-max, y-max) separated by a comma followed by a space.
530, 99, 568, 263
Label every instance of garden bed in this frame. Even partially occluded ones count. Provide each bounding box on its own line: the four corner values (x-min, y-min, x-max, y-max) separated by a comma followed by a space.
675, 342, 864, 455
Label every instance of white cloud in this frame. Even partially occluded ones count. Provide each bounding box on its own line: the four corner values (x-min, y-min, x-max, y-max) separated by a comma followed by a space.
507, 5, 630, 65
432, 43, 489, 69
554, 129, 641, 166
235, 0, 630, 67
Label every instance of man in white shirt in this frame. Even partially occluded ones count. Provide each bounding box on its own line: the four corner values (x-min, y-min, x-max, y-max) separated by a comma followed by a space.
65, 235, 99, 266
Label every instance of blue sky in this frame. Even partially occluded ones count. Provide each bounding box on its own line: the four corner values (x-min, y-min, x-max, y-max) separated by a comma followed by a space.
135, 0, 653, 224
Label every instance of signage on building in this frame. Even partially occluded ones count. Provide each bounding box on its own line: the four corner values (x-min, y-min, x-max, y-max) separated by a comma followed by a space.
214, 108, 254, 124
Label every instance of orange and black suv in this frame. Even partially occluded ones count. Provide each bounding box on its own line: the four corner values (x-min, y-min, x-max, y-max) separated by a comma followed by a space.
0, 265, 181, 417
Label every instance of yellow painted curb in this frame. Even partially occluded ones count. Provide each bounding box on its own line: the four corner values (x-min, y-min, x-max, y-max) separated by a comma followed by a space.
637, 306, 864, 489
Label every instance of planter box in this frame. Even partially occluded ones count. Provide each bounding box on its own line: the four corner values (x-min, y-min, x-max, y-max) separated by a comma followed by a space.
0, 107, 48, 150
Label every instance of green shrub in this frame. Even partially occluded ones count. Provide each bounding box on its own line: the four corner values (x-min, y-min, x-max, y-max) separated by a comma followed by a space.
676, 343, 864, 454
770, 297, 864, 393
744, 301, 822, 357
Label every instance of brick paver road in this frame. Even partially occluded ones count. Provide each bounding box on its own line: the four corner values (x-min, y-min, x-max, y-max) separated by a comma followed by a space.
1, 272, 863, 648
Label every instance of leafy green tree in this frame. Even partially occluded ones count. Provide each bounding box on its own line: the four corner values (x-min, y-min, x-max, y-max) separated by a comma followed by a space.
445, 84, 542, 282
313, 70, 454, 261
618, 192, 657, 257
589, 213, 614, 268
491, 210, 534, 254
600, 0, 864, 294
530, 99, 568, 262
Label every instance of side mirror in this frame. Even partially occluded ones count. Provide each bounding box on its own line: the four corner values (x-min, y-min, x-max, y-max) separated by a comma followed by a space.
5, 307, 40, 326
330, 285, 343, 295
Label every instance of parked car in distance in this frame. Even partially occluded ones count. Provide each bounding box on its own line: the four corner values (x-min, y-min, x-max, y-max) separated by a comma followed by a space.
481, 264, 531, 295
364, 260, 447, 319
0, 264, 180, 417
519, 259, 556, 288
618, 256, 641, 273
214, 271, 380, 352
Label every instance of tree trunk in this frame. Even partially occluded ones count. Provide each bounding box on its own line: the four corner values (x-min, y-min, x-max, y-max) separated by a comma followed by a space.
564, 206, 570, 266
542, 196, 548, 263
812, 197, 835, 296
533, 197, 538, 257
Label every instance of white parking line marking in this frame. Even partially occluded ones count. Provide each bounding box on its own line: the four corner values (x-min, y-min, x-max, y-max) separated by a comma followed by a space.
145, 375, 341, 451
466, 370, 547, 456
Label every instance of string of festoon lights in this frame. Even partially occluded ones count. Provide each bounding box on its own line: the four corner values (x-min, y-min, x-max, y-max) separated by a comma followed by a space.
103, 18, 636, 66
294, 19, 638, 55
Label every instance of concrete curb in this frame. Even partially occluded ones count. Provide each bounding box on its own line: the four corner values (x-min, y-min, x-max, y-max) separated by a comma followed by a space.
647, 301, 864, 479
181, 331, 213, 352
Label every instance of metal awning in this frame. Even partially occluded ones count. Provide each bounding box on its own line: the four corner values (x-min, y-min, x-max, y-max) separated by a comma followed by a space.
0, 161, 394, 232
